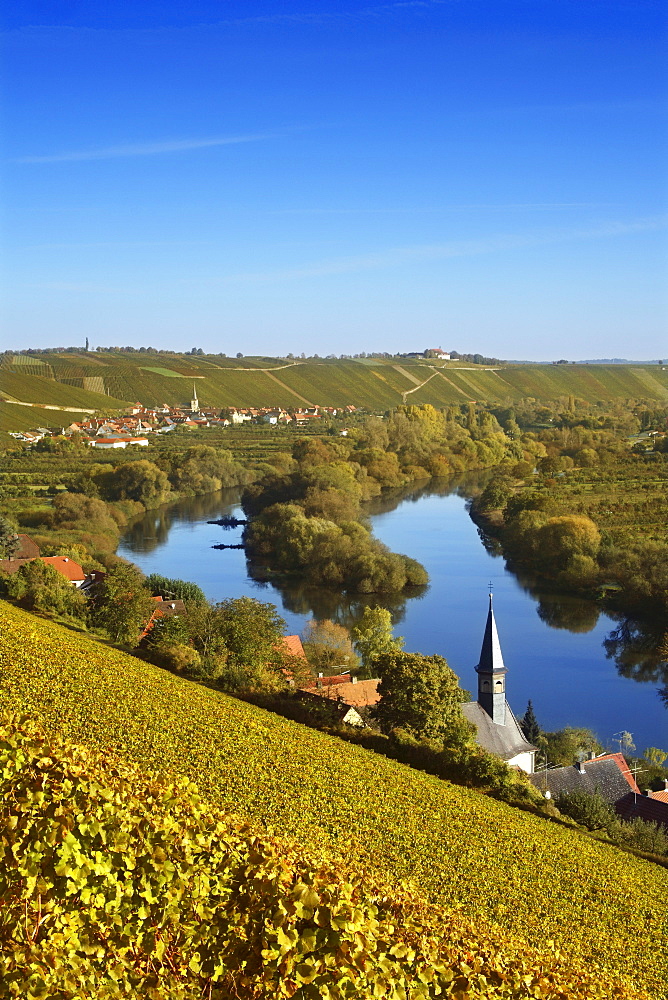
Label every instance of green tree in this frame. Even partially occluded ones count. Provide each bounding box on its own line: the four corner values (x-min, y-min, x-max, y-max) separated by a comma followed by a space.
555, 789, 615, 830
351, 606, 404, 674
477, 476, 512, 513
520, 700, 541, 744
106, 460, 171, 508
542, 727, 603, 767
215, 597, 286, 668
145, 574, 206, 603
0, 516, 20, 560
5, 559, 87, 619
91, 564, 154, 645
374, 651, 472, 745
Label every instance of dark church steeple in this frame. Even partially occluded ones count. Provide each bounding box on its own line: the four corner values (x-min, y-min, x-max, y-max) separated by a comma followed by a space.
475, 592, 507, 725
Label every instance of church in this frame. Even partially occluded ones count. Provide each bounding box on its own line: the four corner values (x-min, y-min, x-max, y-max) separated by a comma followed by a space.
462, 594, 537, 774
189, 383, 200, 415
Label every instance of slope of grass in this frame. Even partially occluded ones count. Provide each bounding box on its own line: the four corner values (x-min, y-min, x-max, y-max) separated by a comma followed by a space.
0, 601, 665, 997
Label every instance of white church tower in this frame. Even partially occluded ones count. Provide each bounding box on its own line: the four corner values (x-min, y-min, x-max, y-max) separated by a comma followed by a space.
190, 382, 199, 414
461, 592, 537, 774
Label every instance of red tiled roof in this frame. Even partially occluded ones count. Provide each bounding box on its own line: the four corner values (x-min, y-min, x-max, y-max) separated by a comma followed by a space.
302, 678, 381, 708
40, 556, 86, 582
303, 673, 351, 689
0, 558, 32, 576
139, 596, 186, 639
280, 635, 307, 659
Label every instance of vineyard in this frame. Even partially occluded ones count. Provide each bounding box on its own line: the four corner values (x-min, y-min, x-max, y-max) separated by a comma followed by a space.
0, 601, 665, 997
545, 461, 668, 547
0, 369, 130, 410
2, 352, 668, 414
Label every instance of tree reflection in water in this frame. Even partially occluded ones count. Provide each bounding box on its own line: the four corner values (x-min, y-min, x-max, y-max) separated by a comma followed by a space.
603, 617, 668, 689
479, 530, 667, 703
120, 489, 247, 554
247, 558, 427, 630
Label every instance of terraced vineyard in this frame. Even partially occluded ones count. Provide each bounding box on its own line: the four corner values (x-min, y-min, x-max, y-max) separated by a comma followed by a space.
3, 353, 668, 413
0, 369, 130, 410
0, 601, 665, 997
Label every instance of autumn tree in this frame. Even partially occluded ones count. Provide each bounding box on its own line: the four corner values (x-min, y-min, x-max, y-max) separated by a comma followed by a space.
301, 619, 358, 674
351, 606, 403, 674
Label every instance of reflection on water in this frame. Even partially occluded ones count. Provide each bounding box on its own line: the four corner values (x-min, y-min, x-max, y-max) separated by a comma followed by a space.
604, 618, 668, 686
122, 490, 247, 554
119, 476, 667, 748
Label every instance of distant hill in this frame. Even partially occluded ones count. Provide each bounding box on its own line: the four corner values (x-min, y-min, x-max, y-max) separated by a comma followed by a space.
2, 352, 668, 413
579, 358, 665, 364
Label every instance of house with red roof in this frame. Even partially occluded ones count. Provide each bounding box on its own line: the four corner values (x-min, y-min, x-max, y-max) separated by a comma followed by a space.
299, 674, 381, 726
39, 557, 87, 587
140, 595, 187, 639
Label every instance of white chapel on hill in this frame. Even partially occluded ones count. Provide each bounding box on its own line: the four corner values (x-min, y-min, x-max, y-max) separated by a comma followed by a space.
462, 594, 537, 774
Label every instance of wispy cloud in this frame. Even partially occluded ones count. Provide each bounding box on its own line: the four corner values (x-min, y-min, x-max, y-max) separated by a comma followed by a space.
216, 216, 667, 283
21, 240, 215, 250
268, 202, 619, 215
16, 131, 278, 164
4, 0, 447, 35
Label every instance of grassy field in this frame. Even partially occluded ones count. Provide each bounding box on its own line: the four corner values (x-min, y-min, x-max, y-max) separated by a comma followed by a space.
3, 353, 668, 413
0, 600, 665, 997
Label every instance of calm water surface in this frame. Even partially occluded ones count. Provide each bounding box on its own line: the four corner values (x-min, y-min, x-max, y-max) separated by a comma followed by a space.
119, 479, 667, 751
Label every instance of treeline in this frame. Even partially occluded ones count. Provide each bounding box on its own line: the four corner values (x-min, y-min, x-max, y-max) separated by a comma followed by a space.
8, 445, 257, 563
471, 397, 668, 621
243, 403, 527, 593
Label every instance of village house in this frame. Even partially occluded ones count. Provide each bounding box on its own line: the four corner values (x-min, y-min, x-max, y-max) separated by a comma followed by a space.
0, 543, 87, 588
0, 533, 42, 575
88, 437, 150, 450
299, 674, 381, 727
531, 754, 668, 829
40, 556, 87, 587
140, 595, 187, 640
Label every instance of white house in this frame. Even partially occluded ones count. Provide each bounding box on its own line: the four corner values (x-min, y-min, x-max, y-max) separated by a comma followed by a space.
88, 437, 150, 450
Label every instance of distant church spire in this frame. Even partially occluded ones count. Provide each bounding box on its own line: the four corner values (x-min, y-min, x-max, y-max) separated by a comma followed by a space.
475, 591, 507, 725
191, 382, 199, 413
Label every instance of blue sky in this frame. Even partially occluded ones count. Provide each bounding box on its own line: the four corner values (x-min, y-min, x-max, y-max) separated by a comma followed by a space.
2, 1, 667, 359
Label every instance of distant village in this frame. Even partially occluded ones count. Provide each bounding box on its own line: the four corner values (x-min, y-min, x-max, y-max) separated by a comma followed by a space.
9, 385, 358, 449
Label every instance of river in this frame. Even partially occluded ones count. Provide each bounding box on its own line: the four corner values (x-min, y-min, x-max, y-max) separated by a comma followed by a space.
118, 477, 667, 751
